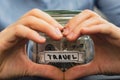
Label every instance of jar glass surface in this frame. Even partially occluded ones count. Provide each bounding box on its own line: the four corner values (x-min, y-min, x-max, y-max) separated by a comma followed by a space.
30, 10, 94, 71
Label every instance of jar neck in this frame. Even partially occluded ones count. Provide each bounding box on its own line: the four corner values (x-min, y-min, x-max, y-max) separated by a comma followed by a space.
45, 10, 81, 26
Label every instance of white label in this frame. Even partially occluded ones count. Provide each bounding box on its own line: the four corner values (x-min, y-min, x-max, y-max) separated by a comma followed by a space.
45, 51, 80, 62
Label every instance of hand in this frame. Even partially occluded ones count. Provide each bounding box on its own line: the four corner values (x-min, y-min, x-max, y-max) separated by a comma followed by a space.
0, 9, 63, 80
63, 10, 120, 80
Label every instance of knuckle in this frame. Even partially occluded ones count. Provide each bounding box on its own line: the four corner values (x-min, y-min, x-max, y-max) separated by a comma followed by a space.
14, 24, 22, 35
15, 25, 22, 32
105, 24, 111, 29
83, 9, 92, 13
18, 16, 37, 27
99, 24, 110, 33
28, 8, 40, 15
83, 9, 99, 17
93, 17, 100, 21
15, 24, 30, 38
92, 16, 98, 19
24, 16, 36, 25
15, 24, 21, 30
96, 17, 105, 23
92, 17, 103, 23
20, 16, 35, 22
26, 16, 36, 20
83, 9, 93, 15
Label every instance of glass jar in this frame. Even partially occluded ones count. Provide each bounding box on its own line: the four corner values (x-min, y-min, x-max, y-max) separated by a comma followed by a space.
31, 10, 94, 72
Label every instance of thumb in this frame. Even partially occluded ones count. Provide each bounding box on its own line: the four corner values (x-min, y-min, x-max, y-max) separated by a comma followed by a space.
26, 62, 63, 80
65, 62, 98, 80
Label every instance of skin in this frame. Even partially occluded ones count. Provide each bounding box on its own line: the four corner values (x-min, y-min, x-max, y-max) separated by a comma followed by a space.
0, 9, 120, 80
64, 10, 120, 80
0, 9, 63, 80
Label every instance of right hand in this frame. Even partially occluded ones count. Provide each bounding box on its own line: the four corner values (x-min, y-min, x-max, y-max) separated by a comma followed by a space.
0, 9, 63, 80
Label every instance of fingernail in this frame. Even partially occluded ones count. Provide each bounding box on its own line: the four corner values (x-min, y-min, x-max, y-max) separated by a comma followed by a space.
55, 28, 62, 36
39, 36, 46, 40
63, 28, 69, 35
67, 32, 75, 39
34, 33, 46, 43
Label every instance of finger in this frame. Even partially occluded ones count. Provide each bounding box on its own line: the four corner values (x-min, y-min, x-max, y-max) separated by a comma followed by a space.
19, 16, 63, 40
0, 24, 46, 51
22, 9, 63, 30
81, 24, 113, 35
65, 62, 98, 80
66, 17, 104, 41
14, 25, 46, 43
77, 17, 104, 29
63, 9, 100, 36
27, 62, 63, 80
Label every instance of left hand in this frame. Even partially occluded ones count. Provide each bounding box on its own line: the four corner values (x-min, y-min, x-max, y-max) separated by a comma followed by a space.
63, 10, 120, 80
